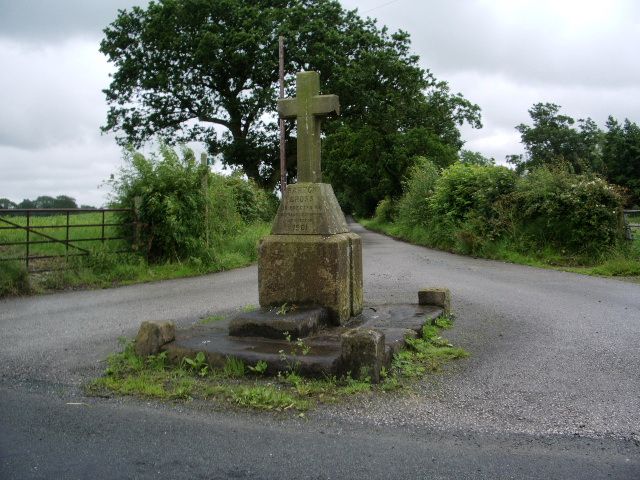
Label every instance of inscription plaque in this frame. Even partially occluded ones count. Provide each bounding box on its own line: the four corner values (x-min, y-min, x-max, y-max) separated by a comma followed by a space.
271, 183, 349, 235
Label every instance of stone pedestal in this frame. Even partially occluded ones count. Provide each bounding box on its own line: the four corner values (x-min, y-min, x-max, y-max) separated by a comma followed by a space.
258, 183, 363, 324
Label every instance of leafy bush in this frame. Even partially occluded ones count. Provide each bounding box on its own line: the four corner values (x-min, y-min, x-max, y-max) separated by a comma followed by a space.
512, 167, 624, 255
0, 261, 30, 296
222, 173, 278, 223
428, 163, 517, 252
396, 157, 440, 227
374, 197, 397, 223
376, 160, 626, 262
109, 146, 277, 263
108, 146, 211, 261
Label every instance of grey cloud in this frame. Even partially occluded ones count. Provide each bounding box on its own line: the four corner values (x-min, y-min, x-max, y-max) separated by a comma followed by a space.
0, 39, 110, 150
354, 0, 640, 89
0, 0, 149, 43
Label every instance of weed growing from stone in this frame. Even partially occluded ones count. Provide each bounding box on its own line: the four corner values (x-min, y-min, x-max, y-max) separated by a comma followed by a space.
391, 318, 469, 378
199, 314, 225, 325
275, 303, 297, 315
87, 315, 468, 412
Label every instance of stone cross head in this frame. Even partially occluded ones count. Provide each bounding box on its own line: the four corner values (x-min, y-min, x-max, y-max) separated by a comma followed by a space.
278, 71, 339, 183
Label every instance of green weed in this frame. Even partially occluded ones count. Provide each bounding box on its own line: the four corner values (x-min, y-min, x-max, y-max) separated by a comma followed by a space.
182, 352, 209, 377
247, 360, 268, 375
222, 356, 246, 378
0, 260, 30, 297
199, 314, 225, 325
229, 386, 309, 411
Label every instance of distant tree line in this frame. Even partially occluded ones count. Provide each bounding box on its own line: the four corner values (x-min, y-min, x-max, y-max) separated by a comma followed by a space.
508, 103, 640, 206
0, 195, 96, 210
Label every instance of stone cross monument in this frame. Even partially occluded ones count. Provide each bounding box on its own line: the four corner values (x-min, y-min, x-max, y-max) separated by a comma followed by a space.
258, 71, 363, 324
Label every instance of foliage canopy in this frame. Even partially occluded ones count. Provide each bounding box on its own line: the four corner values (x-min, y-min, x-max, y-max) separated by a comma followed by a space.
101, 0, 481, 214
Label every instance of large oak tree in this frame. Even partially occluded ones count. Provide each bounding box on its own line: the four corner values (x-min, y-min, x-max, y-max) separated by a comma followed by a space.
101, 0, 481, 214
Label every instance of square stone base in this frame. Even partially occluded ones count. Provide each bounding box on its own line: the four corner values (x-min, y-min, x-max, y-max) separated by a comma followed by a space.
258, 233, 363, 324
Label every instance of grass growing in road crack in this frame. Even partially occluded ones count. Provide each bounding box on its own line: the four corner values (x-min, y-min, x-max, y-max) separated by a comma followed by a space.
86, 315, 468, 413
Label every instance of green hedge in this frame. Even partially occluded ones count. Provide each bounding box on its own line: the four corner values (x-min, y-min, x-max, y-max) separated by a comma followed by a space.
377, 161, 624, 260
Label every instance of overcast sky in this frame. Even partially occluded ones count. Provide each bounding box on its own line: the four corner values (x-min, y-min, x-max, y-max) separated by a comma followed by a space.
1, 0, 639, 207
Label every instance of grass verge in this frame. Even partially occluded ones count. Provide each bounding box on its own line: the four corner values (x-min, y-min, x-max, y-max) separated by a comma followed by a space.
86, 315, 467, 413
1, 221, 271, 297
360, 218, 640, 280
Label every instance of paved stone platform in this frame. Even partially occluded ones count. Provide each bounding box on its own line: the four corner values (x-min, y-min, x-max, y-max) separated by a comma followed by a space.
162, 304, 443, 379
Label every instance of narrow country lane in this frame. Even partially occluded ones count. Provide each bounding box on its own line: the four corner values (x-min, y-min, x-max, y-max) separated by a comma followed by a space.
1, 221, 639, 479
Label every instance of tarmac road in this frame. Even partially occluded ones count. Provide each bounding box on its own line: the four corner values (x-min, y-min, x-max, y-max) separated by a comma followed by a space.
1, 221, 639, 479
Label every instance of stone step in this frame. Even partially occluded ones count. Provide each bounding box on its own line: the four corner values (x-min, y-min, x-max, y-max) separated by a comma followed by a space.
228, 307, 329, 340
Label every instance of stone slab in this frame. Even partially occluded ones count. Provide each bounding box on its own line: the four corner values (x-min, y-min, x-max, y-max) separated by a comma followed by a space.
134, 321, 175, 357
163, 325, 344, 377
360, 304, 443, 335
228, 307, 328, 340
271, 183, 348, 235
340, 328, 385, 382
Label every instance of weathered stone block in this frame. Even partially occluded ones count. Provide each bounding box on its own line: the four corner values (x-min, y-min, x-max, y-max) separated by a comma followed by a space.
258, 232, 363, 324
418, 287, 451, 315
134, 321, 175, 357
228, 307, 328, 339
340, 328, 385, 383
347, 233, 363, 316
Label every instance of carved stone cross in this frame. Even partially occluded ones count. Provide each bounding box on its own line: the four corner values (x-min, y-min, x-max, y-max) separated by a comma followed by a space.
278, 71, 340, 183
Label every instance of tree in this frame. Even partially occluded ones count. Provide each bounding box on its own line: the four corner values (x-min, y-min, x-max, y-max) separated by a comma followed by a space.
602, 117, 640, 205
17, 199, 35, 209
53, 195, 78, 209
31, 196, 56, 209
0, 198, 17, 209
508, 103, 603, 174
101, 0, 481, 213
459, 149, 495, 166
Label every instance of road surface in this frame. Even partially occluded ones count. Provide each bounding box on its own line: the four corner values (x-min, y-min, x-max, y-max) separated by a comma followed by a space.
1, 221, 639, 479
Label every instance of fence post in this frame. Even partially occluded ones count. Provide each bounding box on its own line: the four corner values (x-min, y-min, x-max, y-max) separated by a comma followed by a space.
101, 210, 106, 246
65, 210, 70, 260
133, 196, 142, 252
26, 210, 30, 271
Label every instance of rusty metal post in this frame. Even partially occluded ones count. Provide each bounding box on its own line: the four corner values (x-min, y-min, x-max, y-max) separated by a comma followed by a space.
201, 152, 210, 247
279, 35, 286, 196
